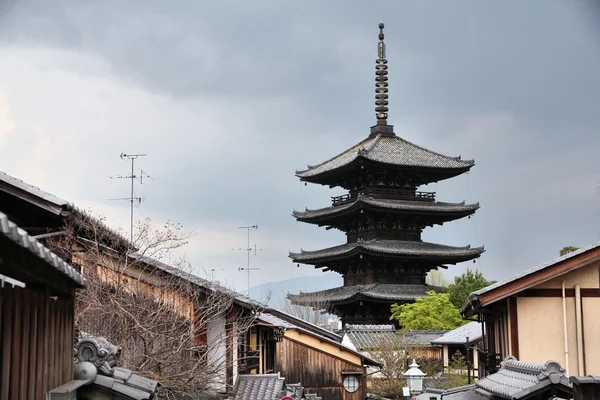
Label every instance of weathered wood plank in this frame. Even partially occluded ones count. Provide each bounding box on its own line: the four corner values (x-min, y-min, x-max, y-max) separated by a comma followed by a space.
19, 288, 30, 398
1, 287, 13, 400
10, 288, 22, 399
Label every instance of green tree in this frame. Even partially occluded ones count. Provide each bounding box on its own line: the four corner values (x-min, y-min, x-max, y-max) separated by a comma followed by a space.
390, 291, 467, 330
560, 246, 579, 256
446, 268, 496, 308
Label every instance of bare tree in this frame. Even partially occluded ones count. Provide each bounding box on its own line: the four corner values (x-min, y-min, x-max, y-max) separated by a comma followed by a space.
47, 213, 258, 397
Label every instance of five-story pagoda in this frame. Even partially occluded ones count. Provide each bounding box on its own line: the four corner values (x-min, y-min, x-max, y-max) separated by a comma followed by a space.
288, 23, 484, 326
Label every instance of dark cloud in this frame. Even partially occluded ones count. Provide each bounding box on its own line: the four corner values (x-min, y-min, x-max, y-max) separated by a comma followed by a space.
1, 0, 599, 287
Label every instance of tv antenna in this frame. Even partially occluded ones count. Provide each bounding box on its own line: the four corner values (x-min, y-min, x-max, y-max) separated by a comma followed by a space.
109, 153, 153, 247
234, 225, 261, 295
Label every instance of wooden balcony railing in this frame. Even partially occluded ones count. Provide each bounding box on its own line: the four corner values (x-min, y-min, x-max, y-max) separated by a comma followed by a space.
331, 188, 435, 206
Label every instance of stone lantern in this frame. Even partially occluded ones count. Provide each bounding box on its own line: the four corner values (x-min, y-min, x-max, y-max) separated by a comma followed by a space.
403, 358, 426, 394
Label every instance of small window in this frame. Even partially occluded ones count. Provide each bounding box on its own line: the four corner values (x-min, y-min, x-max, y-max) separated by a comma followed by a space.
343, 375, 360, 393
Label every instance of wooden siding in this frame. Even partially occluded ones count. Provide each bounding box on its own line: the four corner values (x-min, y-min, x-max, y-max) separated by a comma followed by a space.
275, 337, 365, 400
0, 285, 75, 400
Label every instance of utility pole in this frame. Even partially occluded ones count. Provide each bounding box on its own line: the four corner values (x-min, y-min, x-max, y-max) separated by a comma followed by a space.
234, 225, 261, 295
109, 153, 152, 247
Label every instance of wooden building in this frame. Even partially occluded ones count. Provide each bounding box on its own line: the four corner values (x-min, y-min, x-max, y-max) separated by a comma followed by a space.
0, 211, 86, 399
256, 311, 380, 400
461, 242, 600, 377
289, 23, 483, 326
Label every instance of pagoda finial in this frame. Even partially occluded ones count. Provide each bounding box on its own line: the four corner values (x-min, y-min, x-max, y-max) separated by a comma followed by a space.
375, 22, 389, 125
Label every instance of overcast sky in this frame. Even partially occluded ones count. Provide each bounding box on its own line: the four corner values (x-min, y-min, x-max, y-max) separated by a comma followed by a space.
1, 0, 599, 294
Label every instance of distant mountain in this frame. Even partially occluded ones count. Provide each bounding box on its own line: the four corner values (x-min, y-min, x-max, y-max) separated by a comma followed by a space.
248, 274, 342, 309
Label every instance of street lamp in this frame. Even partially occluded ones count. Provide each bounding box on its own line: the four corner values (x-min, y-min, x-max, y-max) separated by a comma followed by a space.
403, 358, 427, 394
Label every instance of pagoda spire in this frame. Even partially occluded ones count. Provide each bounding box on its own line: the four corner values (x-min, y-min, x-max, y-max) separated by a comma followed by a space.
375, 22, 389, 125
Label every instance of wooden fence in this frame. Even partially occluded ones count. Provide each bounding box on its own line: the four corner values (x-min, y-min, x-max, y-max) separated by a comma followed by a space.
0, 285, 74, 400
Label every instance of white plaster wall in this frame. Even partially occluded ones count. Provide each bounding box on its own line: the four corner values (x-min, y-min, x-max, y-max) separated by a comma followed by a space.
207, 312, 227, 392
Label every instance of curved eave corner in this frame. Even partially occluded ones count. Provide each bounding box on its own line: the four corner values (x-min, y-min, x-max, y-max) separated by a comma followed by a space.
460, 294, 482, 318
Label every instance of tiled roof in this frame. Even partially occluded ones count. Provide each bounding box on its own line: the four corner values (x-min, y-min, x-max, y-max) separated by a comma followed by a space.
296, 134, 474, 178
290, 239, 484, 263
228, 374, 286, 400
129, 253, 265, 310
0, 211, 85, 287
0, 170, 132, 249
0, 170, 70, 209
470, 241, 600, 298
289, 283, 442, 304
74, 336, 158, 400
431, 322, 483, 345
342, 324, 447, 351
442, 357, 572, 399
293, 196, 479, 220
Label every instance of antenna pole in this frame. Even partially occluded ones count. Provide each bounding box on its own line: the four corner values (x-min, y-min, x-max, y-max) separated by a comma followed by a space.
235, 225, 261, 295
109, 153, 149, 248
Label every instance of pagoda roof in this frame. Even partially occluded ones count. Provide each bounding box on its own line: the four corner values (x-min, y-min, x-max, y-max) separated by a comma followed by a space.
293, 195, 479, 221
296, 133, 474, 179
290, 239, 484, 264
288, 283, 442, 305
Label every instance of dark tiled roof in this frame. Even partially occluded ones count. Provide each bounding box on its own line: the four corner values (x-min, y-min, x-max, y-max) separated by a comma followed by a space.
296, 134, 474, 178
290, 239, 484, 263
293, 196, 479, 220
228, 374, 285, 400
129, 253, 265, 310
443, 357, 572, 399
431, 322, 483, 345
342, 324, 447, 351
289, 283, 441, 304
0, 170, 132, 249
0, 211, 86, 287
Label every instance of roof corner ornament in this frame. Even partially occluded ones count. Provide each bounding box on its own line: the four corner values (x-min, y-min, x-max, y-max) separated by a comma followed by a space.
375, 22, 389, 125
74, 336, 121, 384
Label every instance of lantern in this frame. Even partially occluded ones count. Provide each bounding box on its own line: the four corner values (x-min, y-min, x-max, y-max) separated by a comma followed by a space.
403, 358, 426, 394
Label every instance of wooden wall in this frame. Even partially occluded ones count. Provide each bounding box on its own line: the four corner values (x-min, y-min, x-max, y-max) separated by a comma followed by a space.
275, 336, 365, 400
0, 285, 75, 400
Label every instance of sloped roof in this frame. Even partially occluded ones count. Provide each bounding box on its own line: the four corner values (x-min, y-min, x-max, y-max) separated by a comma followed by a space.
293, 196, 479, 220
343, 324, 446, 351
0, 211, 85, 287
431, 322, 483, 345
296, 134, 474, 179
461, 241, 600, 316
473, 241, 600, 297
257, 312, 381, 367
441, 357, 572, 399
0, 170, 132, 249
228, 374, 285, 400
290, 239, 484, 263
289, 283, 442, 305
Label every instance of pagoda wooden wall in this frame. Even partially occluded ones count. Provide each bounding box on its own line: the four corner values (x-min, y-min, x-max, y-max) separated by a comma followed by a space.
275, 335, 366, 400
0, 285, 75, 400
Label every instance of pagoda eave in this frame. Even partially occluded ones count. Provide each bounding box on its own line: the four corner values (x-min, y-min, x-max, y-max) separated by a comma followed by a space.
293, 197, 479, 227
288, 283, 444, 307
290, 239, 484, 266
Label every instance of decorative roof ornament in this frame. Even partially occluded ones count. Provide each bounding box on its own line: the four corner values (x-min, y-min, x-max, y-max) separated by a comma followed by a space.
375, 22, 389, 125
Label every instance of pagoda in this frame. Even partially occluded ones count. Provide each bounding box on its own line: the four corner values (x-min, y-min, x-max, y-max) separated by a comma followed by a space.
288, 23, 484, 326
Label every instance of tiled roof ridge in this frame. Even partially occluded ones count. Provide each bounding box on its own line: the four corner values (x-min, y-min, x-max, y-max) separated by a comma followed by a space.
0, 211, 86, 287
344, 323, 396, 331
393, 135, 475, 165
0, 170, 70, 206
295, 136, 373, 175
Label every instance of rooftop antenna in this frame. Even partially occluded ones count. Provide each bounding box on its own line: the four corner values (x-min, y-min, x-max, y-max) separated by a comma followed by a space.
234, 225, 261, 295
109, 153, 151, 247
